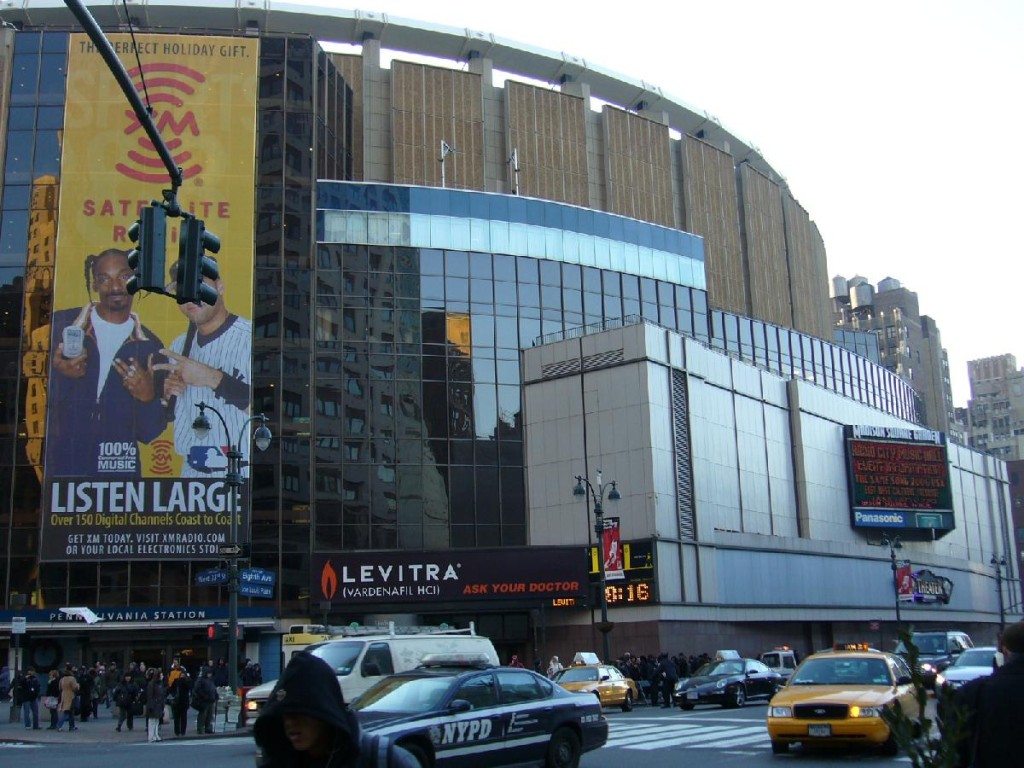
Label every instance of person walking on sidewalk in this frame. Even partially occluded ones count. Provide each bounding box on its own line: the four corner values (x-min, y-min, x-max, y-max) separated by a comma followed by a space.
45, 669, 60, 729
169, 668, 193, 737
144, 668, 165, 742
56, 665, 80, 731
114, 671, 140, 732
16, 668, 41, 730
193, 667, 219, 734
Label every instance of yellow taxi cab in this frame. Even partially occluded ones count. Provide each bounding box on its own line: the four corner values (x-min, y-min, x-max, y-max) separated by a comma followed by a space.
553, 652, 640, 712
766, 643, 920, 755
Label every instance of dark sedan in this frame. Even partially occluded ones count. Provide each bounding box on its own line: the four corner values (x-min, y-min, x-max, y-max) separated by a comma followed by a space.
352, 657, 607, 768
673, 657, 783, 709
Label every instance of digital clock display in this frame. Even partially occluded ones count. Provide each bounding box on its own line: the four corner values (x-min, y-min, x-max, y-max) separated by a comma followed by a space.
604, 580, 654, 605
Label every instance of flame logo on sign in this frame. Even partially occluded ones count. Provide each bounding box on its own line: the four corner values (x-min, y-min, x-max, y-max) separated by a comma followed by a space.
149, 439, 174, 476
321, 560, 338, 601
117, 63, 206, 183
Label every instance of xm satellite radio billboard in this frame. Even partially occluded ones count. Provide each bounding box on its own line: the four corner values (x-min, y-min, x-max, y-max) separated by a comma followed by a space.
844, 425, 954, 536
38, 34, 258, 561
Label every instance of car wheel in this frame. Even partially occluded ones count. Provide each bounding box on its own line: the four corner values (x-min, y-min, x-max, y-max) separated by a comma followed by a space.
771, 740, 789, 754
398, 740, 431, 768
880, 732, 899, 756
545, 727, 581, 768
727, 686, 746, 708
621, 691, 633, 712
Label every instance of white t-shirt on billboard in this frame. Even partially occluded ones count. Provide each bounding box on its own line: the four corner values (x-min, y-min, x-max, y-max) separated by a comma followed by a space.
91, 312, 134, 399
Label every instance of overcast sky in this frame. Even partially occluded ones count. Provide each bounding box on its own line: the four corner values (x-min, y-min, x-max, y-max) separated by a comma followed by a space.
311, 0, 1022, 406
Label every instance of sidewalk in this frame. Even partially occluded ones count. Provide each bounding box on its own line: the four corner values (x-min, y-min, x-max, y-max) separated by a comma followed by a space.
1, 699, 250, 744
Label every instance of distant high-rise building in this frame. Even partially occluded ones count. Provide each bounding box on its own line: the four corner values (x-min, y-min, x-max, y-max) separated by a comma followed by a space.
832, 275, 956, 438
966, 355, 1024, 459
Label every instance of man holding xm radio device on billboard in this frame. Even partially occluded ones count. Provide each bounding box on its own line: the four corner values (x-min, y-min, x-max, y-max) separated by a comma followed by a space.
45, 248, 167, 478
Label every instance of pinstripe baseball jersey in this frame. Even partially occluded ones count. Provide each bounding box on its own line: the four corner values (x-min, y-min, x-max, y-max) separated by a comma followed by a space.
168, 314, 253, 478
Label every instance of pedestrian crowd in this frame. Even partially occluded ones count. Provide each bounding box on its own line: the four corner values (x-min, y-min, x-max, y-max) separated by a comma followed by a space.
3, 655, 262, 741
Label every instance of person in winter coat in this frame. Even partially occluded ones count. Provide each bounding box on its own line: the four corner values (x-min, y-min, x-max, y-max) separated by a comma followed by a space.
546, 656, 564, 679
45, 669, 60, 729
954, 620, 1024, 767
657, 653, 679, 709
0, 665, 9, 703
193, 668, 219, 734
144, 668, 166, 742
254, 651, 419, 768
77, 667, 94, 722
169, 668, 193, 736
114, 672, 141, 732
17, 668, 41, 730
56, 666, 80, 731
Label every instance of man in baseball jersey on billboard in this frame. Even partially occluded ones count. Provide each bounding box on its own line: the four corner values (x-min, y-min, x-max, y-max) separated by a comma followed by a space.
154, 260, 253, 477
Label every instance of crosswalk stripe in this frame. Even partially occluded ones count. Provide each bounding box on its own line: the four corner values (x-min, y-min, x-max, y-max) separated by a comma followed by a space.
606, 724, 705, 746
701, 732, 770, 748
629, 725, 766, 750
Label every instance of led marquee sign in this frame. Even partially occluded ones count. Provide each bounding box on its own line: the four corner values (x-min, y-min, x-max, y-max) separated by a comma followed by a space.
845, 425, 954, 535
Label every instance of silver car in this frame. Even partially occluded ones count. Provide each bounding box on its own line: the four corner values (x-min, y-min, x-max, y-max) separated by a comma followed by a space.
935, 646, 998, 691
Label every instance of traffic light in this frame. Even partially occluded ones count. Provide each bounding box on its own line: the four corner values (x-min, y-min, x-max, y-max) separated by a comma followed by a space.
126, 205, 167, 295
206, 623, 240, 641
176, 215, 221, 305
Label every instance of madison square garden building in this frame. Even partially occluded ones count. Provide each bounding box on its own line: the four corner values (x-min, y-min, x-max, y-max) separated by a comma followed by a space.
0, 3, 1016, 676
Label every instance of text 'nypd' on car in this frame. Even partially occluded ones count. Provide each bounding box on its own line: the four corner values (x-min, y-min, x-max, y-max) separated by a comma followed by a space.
351, 653, 607, 768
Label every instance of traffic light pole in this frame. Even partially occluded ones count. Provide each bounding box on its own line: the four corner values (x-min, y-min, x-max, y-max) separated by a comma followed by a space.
64, 0, 183, 192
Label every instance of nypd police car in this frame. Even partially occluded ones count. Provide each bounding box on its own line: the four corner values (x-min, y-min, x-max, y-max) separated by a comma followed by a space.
352, 654, 607, 768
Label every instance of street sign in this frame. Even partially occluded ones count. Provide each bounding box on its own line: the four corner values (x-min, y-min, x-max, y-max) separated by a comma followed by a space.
12, 616, 26, 634
238, 583, 274, 599
195, 568, 229, 586
218, 544, 243, 557
239, 567, 276, 585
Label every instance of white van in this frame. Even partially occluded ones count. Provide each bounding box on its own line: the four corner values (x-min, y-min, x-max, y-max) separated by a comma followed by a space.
240, 624, 498, 726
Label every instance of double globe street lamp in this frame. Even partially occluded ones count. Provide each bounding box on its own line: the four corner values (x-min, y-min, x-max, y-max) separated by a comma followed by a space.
573, 471, 621, 664
192, 401, 272, 693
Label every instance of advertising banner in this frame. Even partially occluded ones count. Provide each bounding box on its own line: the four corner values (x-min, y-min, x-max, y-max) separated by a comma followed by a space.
602, 516, 624, 580
896, 559, 914, 602
39, 34, 258, 561
313, 547, 589, 605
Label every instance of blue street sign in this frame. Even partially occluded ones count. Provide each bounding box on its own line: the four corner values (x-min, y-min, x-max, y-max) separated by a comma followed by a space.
195, 568, 229, 586
239, 568, 276, 586
238, 583, 274, 599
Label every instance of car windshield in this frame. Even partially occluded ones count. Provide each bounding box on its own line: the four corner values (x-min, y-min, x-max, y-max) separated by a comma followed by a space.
555, 667, 599, 683
952, 649, 995, 668
790, 657, 892, 686
695, 661, 744, 677
309, 641, 364, 677
906, 634, 946, 655
352, 676, 453, 713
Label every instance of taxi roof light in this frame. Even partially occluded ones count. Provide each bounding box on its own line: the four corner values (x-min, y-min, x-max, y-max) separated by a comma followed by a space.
833, 642, 873, 652
573, 652, 600, 666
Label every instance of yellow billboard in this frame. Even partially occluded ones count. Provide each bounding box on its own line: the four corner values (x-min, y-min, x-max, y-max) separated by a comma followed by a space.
40, 34, 258, 561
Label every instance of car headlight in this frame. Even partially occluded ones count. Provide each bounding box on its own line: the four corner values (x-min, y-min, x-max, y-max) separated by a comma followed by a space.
674, 681, 684, 692
769, 706, 792, 718
850, 706, 882, 718
244, 700, 259, 711
935, 673, 946, 687
920, 663, 935, 673
716, 680, 727, 689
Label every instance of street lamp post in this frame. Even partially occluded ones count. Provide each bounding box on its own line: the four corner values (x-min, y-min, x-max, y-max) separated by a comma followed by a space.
881, 534, 903, 630
192, 401, 272, 694
573, 470, 621, 664
991, 555, 1007, 632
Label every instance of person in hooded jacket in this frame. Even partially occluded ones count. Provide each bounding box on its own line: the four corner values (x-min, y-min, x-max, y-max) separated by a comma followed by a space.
254, 651, 419, 768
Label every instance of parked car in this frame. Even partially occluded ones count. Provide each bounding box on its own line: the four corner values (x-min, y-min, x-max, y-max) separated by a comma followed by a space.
352, 654, 608, 768
766, 644, 920, 755
673, 656, 783, 709
553, 661, 639, 711
895, 630, 973, 689
760, 647, 799, 681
